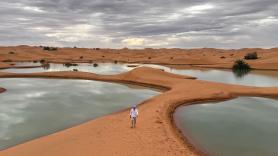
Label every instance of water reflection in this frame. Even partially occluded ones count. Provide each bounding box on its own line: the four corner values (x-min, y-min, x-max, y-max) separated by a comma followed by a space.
42, 63, 50, 70
2, 63, 133, 75
232, 68, 251, 78
0, 78, 159, 150
1, 62, 278, 87
174, 97, 278, 156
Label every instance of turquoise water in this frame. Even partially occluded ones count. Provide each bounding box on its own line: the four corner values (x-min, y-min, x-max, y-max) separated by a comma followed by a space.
0, 78, 159, 150
174, 97, 278, 156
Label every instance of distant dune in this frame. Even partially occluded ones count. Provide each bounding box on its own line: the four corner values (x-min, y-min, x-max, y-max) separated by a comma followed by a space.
0, 46, 278, 70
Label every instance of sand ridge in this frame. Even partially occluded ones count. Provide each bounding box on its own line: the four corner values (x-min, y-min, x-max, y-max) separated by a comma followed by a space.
0, 46, 278, 70
0, 67, 277, 156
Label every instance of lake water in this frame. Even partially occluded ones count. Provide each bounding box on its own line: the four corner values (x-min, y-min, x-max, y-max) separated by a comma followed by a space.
1, 62, 278, 87
1, 62, 278, 154
174, 97, 278, 156
0, 78, 159, 150
1, 63, 132, 75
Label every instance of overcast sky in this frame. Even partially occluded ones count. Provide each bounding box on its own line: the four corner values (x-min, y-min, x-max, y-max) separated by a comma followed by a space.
0, 0, 278, 48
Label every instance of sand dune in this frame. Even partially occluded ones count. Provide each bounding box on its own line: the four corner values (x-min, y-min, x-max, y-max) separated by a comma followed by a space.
0, 46, 278, 155
0, 46, 278, 70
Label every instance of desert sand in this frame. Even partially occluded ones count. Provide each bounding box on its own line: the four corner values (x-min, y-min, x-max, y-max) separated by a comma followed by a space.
0, 46, 278, 156
0, 46, 278, 70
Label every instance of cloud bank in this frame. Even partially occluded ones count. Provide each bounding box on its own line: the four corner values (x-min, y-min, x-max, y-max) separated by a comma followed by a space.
0, 0, 278, 48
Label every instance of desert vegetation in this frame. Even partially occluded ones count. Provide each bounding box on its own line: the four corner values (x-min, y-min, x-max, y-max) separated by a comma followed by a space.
232, 59, 251, 77
64, 63, 78, 67
43, 46, 58, 51
244, 52, 258, 60
3, 59, 12, 62
39, 59, 46, 64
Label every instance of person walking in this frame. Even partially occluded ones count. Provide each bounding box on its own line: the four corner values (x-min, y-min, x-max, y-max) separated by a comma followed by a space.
130, 106, 139, 128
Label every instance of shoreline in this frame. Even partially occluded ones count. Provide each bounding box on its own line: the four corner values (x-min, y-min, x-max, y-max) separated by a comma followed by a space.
0, 46, 278, 155
0, 77, 229, 156
2, 60, 278, 71
170, 98, 237, 156
0, 68, 277, 156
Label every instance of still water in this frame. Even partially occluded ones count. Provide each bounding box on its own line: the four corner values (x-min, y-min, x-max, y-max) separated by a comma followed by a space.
174, 97, 278, 156
0, 78, 159, 150
2, 62, 278, 87
1, 62, 278, 154
2, 63, 132, 75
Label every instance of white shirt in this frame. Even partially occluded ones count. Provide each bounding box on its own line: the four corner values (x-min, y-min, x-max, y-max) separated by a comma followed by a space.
130, 108, 138, 118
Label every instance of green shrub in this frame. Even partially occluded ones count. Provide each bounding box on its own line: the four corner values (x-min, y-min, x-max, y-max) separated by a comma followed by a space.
232, 59, 251, 77
43, 46, 58, 51
64, 63, 78, 67
244, 52, 258, 60
3, 59, 12, 62
233, 59, 251, 70
40, 59, 46, 64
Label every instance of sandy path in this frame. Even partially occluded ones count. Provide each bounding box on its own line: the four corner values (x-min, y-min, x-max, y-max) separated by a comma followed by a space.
0, 67, 277, 156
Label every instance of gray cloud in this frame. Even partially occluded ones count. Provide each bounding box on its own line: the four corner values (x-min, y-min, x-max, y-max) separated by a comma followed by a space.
0, 0, 277, 48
